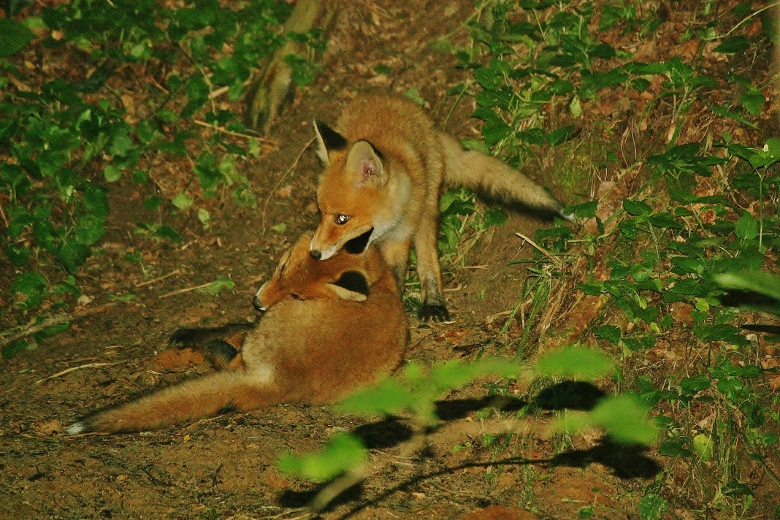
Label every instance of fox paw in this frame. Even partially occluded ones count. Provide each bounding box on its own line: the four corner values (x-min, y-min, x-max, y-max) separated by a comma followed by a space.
418, 304, 450, 322
168, 328, 202, 346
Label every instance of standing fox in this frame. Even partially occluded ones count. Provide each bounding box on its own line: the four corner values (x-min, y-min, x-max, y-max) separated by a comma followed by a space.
67, 234, 408, 434
310, 95, 567, 321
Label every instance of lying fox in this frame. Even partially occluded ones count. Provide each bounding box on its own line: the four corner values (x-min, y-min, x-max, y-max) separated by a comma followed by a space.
67, 234, 408, 434
310, 95, 567, 321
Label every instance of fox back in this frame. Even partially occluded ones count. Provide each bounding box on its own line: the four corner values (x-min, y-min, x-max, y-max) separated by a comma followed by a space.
67, 234, 408, 434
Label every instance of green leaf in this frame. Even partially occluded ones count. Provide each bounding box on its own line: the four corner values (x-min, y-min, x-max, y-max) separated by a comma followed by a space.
734, 212, 758, 240
0, 18, 36, 58
593, 325, 621, 345
622, 199, 652, 217
104, 164, 122, 182
403, 87, 426, 106
483, 208, 508, 227
201, 277, 235, 295
195, 151, 222, 195
741, 90, 765, 116
473, 66, 503, 91
713, 36, 750, 54
714, 271, 780, 302
2, 339, 33, 359
694, 323, 750, 346
658, 438, 692, 457
568, 200, 598, 219
55, 241, 91, 273
590, 394, 658, 445
154, 225, 182, 242
680, 375, 710, 394
82, 185, 109, 220
172, 192, 193, 210
693, 433, 713, 462
285, 54, 317, 87
109, 128, 135, 157
638, 493, 669, 520
75, 214, 105, 245
11, 271, 48, 302
535, 346, 613, 380
516, 128, 548, 146
337, 377, 417, 417
481, 118, 512, 146
708, 104, 758, 129
548, 125, 574, 146
648, 212, 682, 230
277, 432, 366, 482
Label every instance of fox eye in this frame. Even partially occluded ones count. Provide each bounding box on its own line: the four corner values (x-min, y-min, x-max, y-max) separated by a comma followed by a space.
335, 214, 350, 225
291, 293, 305, 301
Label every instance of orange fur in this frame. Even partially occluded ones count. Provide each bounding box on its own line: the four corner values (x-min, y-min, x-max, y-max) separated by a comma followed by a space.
310, 96, 565, 321
67, 234, 407, 434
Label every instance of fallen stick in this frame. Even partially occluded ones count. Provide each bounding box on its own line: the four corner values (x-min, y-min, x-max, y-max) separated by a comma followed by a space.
35, 361, 125, 385
0, 303, 117, 350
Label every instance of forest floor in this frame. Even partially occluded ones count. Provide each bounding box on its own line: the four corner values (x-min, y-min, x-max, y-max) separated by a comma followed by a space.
1, 0, 779, 518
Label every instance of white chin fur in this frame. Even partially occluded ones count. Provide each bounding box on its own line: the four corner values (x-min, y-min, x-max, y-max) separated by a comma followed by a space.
318, 247, 336, 260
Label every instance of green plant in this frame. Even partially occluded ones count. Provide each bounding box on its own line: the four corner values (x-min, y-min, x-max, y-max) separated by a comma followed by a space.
454, 0, 780, 516
1, 0, 327, 334
278, 347, 655, 511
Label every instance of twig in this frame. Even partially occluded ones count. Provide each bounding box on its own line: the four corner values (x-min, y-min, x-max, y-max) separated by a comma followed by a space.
35, 361, 125, 385
208, 85, 229, 99
310, 465, 367, 513
261, 137, 315, 234
135, 268, 181, 288
158, 281, 217, 299
721, 2, 780, 39
0, 303, 117, 349
0, 200, 9, 228
514, 232, 560, 266
192, 119, 276, 142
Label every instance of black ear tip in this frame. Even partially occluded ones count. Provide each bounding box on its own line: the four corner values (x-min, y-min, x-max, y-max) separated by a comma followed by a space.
314, 120, 348, 151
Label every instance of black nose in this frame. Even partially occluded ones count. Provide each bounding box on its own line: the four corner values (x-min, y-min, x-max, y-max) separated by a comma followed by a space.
252, 296, 266, 312
310, 249, 321, 260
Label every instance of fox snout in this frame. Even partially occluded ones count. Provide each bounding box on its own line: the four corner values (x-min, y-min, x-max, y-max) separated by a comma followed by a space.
310, 249, 321, 260
253, 283, 268, 312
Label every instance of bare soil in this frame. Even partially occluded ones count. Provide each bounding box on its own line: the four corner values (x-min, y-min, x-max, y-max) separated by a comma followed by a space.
2, 0, 778, 519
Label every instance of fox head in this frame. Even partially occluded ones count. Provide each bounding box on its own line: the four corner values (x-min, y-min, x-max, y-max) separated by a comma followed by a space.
253, 233, 372, 311
310, 120, 388, 260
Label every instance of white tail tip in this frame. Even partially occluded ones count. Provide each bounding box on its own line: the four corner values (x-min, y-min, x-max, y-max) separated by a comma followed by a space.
66, 422, 86, 435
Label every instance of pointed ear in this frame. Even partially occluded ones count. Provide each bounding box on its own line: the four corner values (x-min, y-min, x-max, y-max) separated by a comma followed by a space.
313, 119, 348, 167
325, 270, 370, 301
346, 141, 385, 187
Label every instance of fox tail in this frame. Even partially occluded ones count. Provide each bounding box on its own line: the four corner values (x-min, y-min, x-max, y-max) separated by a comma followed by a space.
66, 371, 280, 434
439, 131, 568, 218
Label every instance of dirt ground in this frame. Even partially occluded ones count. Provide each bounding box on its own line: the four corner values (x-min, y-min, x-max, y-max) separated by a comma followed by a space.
1, 0, 776, 518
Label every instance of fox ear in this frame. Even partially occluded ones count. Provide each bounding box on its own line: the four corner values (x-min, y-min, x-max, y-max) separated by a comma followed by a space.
313, 119, 347, 167
325, 270, 369, 301
346, 141, 385, 187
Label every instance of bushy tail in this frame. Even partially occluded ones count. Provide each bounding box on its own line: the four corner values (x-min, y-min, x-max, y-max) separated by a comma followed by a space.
438, 131, 566, 216
67, 371, 281, 434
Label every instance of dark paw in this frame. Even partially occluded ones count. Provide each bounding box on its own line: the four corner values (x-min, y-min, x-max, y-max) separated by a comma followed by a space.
418, 304, 450, 322
169, 328, 202, 346
205, 340, 238, 369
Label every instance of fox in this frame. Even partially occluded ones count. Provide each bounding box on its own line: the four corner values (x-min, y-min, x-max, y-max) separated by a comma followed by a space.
309, 95, 567, 322
66, 233, 408, 434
